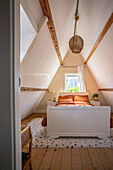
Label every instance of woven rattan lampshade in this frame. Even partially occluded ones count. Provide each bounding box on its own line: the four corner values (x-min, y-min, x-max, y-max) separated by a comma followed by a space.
69, 35, 84, 53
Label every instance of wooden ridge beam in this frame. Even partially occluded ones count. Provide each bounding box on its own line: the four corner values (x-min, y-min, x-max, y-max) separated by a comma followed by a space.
21, 87, 48, 91
39, 0, 63, 65
98, 88, 113, 91
84, 13, 113, 64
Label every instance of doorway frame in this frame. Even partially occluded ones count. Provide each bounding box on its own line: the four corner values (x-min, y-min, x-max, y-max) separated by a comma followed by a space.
0, 0, 21, 169
13, 0, 21, 169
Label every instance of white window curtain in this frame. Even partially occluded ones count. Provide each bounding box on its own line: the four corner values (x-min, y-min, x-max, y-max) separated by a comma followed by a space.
78, 66, 86, 92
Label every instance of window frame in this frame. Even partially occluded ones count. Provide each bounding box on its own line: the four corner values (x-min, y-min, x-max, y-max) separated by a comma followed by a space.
64, 73, 79, 92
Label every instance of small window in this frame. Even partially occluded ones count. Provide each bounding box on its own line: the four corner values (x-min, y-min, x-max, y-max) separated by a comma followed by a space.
65, 74, 79, 92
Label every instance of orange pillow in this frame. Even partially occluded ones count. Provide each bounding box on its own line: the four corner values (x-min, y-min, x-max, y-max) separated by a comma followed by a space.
74, 95, 89, 102
58, 95, 73, 103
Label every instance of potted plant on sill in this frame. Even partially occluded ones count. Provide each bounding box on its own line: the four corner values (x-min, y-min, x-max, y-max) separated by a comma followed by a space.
92, 93, 99, 101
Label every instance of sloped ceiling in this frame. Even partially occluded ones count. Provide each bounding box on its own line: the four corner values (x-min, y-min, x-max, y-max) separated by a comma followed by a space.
77, 0, 113, 111
86, 24, 113, 111
20, 0, 113, 119
20, 5, 36, 62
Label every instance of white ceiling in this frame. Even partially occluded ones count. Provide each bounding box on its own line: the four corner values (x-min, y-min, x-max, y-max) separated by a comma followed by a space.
20, 0, 113, 119
87, 24, 113, 111
79, 0, 113, 60
50, 0, 76, 60
75, 0, 113, 110
20, 5, 36, 62
24, 0, 43, 27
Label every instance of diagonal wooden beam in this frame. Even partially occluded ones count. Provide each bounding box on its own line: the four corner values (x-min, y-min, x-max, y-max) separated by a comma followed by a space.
21, 87, 48, 91
39, 0, 63, 65
84, 13, 113, 64
98, 88, 113, 91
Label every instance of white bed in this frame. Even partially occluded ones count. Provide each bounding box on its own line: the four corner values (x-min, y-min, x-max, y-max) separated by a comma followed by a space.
47, 92, 110, 138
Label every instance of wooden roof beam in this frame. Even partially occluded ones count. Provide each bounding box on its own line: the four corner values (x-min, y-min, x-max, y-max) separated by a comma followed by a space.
98, 88, 113, 91
39, 0, 63, 65
21, 87, 48, 91
84, 13, 113, 64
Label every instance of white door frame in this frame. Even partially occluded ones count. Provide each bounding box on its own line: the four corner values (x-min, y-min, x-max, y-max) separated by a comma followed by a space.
13, 0, 21, 169
0, 0, 21, 169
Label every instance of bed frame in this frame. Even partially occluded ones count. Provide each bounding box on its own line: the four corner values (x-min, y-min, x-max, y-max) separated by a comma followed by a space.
47, 92, 110, 138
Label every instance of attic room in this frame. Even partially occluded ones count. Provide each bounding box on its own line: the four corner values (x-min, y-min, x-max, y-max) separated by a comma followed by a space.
0, 0, 113, 169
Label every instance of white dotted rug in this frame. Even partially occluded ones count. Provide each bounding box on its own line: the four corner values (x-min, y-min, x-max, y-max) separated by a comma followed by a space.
28, 118, 113, 148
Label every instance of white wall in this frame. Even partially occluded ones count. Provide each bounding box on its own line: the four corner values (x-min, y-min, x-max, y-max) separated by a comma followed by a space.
20, 21, 60, 119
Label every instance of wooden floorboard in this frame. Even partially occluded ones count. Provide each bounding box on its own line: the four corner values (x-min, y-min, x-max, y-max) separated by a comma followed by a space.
61, 148, 71, 170
104, 148, 113, 167
72, 148, 82, 170
39, 148, 54, 170
32, 148, 46, 170
88, 148, 104, 170
50, 148, 62, 170
96, 148, 113, 169
80, 148, 93, 170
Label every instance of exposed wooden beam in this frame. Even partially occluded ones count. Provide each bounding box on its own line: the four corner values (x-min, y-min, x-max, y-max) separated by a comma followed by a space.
62, 65, 85, 68
21, 87, 48, 91
98, 88, 113, 91
39, 0, 63, 65
84, 13, 113, 64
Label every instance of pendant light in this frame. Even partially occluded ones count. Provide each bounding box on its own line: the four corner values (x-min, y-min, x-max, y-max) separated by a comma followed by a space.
69, 0, 84, 53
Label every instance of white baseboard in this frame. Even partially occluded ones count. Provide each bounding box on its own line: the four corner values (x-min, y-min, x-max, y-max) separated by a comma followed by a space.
34, 109, 46, 113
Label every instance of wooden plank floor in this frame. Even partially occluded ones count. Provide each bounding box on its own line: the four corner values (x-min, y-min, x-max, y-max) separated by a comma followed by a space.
31, 148, 113, 170
21, 113, 46, 125
22, 113, 113, 170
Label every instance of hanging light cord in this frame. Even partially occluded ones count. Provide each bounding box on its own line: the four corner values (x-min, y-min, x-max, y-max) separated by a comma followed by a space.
74, 0, 79, 37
